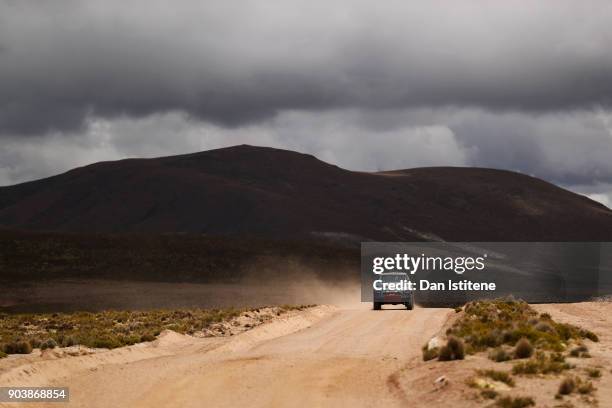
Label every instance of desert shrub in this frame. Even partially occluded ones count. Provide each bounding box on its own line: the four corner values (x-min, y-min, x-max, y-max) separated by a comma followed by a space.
569, 344, 590, 358
513, 360, 539, 375
557, 376, 595, 397
447, 299, 599, 355
140, 333, 156, 342
0, 350, 6, 358
512, 353, 572, 375
534, 321, 554, 333
481, 389, 498, 399
448, 336, 465, 359
550, 352, 566, 363
586, 368, 601, 378
556, 324, 598, 343
3, 340, 33, 354
0, 306, 296, 350
477, 369, 515, 387
557, 377, 595, 397
514, 338, 534, 359
581, 329, 599, 342
438, 345, 453, 361
489, 347, 512, 362
454, 306, 462, 313
40, 338, 57, 350
577, 381, 595, 395
18, 341, 34, 354
121, 335, 142, 346
29, 338, 42, 348
92, 337, 124, 349
495, 396, 535, 408
438, 336, 465, 361
422, 346, 439, 361
61, 336, 77, 347
558, 377, 575, 395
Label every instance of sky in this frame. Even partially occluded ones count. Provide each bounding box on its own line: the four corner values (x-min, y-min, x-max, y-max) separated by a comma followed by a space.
1, 1, 612, 207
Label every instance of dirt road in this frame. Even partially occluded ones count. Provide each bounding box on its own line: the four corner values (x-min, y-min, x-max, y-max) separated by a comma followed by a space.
0, 305, 452, 408
4, 302, 612, 407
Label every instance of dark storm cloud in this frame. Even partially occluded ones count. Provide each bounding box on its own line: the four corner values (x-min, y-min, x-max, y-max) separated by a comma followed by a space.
1, 0, 612, 135
2, 108, 612, 209
448, 110, 612, 187
2, 0, 612, 208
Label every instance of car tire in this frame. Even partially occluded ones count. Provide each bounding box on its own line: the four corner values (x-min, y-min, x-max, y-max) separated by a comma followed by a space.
373, 302, 381, 310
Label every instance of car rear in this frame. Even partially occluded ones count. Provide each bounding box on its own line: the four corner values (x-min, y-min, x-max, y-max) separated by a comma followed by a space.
373, 272, 414, 310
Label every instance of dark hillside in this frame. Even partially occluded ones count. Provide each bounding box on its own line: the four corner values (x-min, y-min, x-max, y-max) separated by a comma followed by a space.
0, 145, 611, 241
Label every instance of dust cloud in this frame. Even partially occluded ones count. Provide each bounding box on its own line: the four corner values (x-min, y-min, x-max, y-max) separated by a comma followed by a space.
1, 259, 362, 313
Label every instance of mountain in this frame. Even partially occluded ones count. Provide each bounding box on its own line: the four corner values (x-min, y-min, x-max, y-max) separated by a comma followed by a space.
1, 145, 611, 241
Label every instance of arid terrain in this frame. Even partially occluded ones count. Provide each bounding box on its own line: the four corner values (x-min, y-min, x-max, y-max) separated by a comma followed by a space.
1, 300, 610, 408
1, 144, 610, 405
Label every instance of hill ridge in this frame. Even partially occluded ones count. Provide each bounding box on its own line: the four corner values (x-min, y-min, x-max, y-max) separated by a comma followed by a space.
0, 145, 610, 241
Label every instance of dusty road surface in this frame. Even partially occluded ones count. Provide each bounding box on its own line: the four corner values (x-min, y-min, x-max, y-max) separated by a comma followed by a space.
0, 305, 452, 408
3, 302, 612, 408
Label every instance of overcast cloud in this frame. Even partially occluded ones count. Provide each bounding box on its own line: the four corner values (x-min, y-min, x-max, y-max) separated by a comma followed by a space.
1, 1, 612, 206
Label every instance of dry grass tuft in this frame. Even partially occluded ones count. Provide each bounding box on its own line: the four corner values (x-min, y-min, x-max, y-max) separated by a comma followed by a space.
512, 351, 572, 375
556, 376, 596, 398
586, 368, 601, 378
569, 344, 590, 358
489, 347, 512, 362
422, 346, 439, 361
438, 336, 465, 361
558, 377, 576, 395
514, 338, 534, 359
477, 369, 515, 387
481, 389, 498, 399
494, 395, 535, 408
